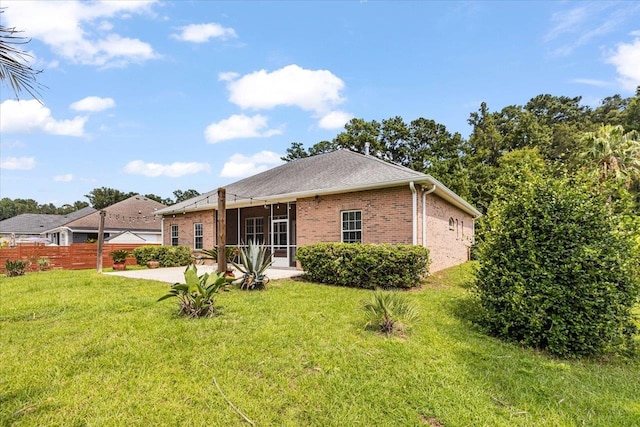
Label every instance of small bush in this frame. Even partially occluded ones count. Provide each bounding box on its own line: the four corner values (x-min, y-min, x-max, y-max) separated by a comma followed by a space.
158, 246, 193, 267
5, 259, 28, 277
362, 289, 419, 335
133, 245, 192, 267
109, 249, 130, 263
474, 175, 640, 357
133, 245, 163, 265
297, 243, 430, 289
157, 264, 232, 318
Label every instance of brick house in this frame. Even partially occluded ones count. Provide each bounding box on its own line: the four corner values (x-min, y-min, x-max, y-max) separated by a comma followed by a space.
44, 195, 165, 245
155, 150, 481, 272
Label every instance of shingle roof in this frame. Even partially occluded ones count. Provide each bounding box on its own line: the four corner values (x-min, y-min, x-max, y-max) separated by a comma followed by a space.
156, 150, 481, 217
0, 206, 96, 234
61, 195, 165, 232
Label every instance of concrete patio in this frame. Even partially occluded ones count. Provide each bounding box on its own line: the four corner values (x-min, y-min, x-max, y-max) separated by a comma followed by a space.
104, 264, 303, 283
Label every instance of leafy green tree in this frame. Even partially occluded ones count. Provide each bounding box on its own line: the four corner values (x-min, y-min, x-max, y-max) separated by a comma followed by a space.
172, 189, 200, 204
625, 87, 640, 133
578, 125, 640, 186
474, 170, 639, 357
281, 142, 309, 161
84, 187, 135, 209
0, 9, 43, 101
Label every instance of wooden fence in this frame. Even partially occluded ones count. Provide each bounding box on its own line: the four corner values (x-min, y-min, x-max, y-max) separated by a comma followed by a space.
0, 243, 158, 273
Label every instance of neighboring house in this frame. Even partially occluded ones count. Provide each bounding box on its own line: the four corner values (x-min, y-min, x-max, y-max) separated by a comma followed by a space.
44, 195, 166, 245
0, 207, 96, 245
155, 150, 481, 272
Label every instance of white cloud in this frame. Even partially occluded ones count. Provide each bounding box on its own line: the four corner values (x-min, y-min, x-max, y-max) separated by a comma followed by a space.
123, 160, 211, 177
544, 4, 634, 56
204, 114, 283, 143
218, 71, 240, 82
607, 38, 640, 91
0, 100, 87, 136
632, 30, 640, 37
1, 157, 36, 170
570, 78, 611, 87
220, 151, 283, 178
172, 23, 237, 43
318, 111, 354, 129
70, 96, 116, 112
54, 174, 74, 182
2, 0, 158, 67
222, 64, 346, 114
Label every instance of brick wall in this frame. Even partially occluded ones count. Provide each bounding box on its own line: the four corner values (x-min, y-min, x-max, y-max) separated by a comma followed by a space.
163, 210, 215, 249
162, 186, 475, 273
424, 193, 474, 272
297, 186, 414, 247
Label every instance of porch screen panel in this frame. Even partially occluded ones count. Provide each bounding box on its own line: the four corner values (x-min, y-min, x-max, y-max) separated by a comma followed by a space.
245, 217, 264, 244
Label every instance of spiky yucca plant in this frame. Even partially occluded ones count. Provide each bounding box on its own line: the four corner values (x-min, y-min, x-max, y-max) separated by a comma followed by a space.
232, 240, 272, 290
362, 290, 419, 335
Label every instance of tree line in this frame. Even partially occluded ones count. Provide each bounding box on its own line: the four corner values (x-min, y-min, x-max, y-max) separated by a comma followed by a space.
0, 188, 200, 221
283, 89, 640, 217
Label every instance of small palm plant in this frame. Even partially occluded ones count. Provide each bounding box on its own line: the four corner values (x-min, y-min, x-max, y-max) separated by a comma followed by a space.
232, 240, 272, 290
157, 264, 233, 318
362, 289, 419, 335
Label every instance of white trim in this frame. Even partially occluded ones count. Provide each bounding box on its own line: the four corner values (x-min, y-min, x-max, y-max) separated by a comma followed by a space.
409, 181, 417, 245
194, 222, 203, 250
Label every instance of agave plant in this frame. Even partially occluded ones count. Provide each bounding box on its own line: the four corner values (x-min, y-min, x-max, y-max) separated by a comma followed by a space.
232, 240, 272, 290
157, 264, 233, 317
362, 289, 419, 335
197, 246, 239, 265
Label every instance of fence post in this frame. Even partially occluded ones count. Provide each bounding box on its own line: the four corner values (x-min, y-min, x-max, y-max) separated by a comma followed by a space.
97, 210, 106, 272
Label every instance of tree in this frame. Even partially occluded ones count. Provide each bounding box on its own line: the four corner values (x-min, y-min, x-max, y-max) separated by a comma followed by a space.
172, 189, 200, 204
281, 142, 309, 162
0, 9, 43, 101
625, 87, 640, 133
84, 187, 135, 209
578, 125, 640, 186
475, 171, 639, 357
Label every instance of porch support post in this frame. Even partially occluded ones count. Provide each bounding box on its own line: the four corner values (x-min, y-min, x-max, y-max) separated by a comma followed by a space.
217, 187, 227, 273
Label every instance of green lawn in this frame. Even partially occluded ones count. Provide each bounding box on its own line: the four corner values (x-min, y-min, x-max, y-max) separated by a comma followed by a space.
1, 264, 638, 426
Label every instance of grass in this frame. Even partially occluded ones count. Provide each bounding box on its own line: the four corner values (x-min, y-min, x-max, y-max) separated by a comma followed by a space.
1, 263, 639, 426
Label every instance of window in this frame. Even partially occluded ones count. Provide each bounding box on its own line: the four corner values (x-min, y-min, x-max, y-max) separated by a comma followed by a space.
342, 210, 362, 243
171, 225, 179, 246
448, 217, 455, 231
245, 217, 264, 244
194, 223, 203, 250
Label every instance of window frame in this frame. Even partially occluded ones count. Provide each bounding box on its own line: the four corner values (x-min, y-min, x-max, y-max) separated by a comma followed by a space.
341, 210, 362, 243
194, 222, 203, 250
170, 224, 179, 246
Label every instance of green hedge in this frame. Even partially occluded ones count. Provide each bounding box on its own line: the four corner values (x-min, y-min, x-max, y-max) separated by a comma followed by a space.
296, 243, 430, 289
474, 175, 640, 357
133, 245, 193, 267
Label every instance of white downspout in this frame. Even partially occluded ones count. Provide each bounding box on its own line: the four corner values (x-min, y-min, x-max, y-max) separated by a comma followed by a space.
160, 217, 164, 245
422, 184, 436, 246
409, 182, 417, 245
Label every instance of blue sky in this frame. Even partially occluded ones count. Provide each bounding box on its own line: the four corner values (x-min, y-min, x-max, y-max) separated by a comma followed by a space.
1, 1, 639, 206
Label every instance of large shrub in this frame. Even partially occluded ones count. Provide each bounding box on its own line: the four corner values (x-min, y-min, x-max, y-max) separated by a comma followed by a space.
474, 175, 640, 357
297, 243, 430, 289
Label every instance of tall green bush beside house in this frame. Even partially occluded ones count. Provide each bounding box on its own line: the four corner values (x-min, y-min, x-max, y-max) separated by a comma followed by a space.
474, 171, 640, 357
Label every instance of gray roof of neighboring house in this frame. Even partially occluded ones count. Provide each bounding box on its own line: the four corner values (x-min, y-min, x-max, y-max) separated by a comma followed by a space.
57, 195, 165, 232
157, 150, 482, 217
0, 206, 96, 235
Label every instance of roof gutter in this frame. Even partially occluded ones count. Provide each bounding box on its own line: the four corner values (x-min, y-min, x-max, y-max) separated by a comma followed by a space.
409, 181, 417, 245
422, 183, 436, 246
